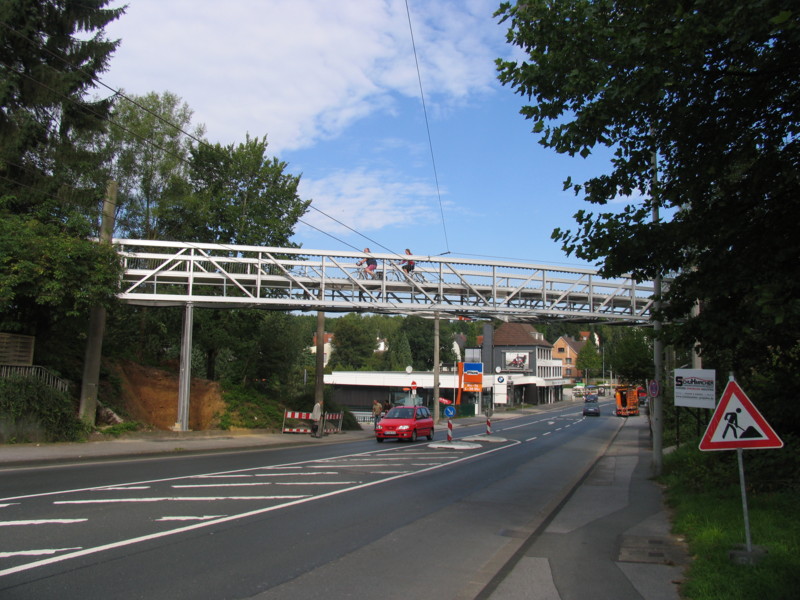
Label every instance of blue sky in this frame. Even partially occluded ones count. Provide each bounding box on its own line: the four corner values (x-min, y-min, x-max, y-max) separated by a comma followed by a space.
102, 0, 614, 268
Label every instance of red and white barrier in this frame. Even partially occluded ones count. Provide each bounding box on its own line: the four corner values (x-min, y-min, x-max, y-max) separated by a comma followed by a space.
325, 412, 343, 433
486, 416, 492, 436
447, 418, 453, 442
281, 410, 343, 434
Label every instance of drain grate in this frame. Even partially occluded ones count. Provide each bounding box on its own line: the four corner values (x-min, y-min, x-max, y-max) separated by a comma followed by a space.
617, 535, 690, 566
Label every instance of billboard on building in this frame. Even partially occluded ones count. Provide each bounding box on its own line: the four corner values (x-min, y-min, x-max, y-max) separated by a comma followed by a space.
504, 352, 529, 371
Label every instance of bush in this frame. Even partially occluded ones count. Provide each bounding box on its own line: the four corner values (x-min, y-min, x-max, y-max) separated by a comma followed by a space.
662, 434, 800, 494
0, 376, 88, 442
98, 421, 143, 437
218, 385, 285, 430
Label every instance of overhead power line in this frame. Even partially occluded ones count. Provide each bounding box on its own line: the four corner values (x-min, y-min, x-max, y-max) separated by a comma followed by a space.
404, 0, 450, 254
0, 21, 405, 257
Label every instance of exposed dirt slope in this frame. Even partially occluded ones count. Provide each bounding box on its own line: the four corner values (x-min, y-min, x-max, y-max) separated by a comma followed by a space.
112, 360, 225, 431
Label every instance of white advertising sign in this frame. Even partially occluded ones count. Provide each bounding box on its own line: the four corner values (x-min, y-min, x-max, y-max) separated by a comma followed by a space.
674, 369, 716, 409
493, 375, 508, 405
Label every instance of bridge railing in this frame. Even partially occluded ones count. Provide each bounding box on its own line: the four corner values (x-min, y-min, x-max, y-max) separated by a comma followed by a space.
114, 239, 655, 323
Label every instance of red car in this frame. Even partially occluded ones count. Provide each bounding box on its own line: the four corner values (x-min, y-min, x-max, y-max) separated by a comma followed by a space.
375, 406, 435, 442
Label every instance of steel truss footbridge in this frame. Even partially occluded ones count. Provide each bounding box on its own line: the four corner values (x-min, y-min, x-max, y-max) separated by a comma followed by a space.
116, 239, 656, 324
114, 239, 657, 430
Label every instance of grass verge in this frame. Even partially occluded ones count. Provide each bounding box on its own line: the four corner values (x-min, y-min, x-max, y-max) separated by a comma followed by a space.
661, 444, 800, 599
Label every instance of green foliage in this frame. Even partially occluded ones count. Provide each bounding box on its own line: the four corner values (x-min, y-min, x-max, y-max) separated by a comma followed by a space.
103, 305, 182, 366
575, 335, 601, 378
98, 421, 142, 437
0, 214, 122, 332
398, 315, 456, 370
662, 434, 800, 496
496, 0, 800, 385
385, 331, 413, 371
0, 0, 124, 211
0, 0, 126, 346
661, 445, 800, 599
605, 327, 653, 384
167, 134, 309, 246
329, 314, 377, 370
0, 376, 88, 442
99, 91, 203, 239
218, 384, 284, 430
741, 344, 800, 438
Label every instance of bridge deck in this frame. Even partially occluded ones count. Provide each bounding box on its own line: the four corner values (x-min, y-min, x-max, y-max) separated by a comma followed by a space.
115, 240, 655, 323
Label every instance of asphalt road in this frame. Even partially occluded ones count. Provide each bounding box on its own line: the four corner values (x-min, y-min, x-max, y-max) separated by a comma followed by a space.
0, 401, 620, 599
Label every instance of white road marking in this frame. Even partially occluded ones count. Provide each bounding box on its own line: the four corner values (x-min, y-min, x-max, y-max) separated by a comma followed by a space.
155, 516, 225, 522
0, 519, 87, 526
308, 464, 402, 469
172, 483, 276, 488
1, 442, 517, 578
0, 548, 82, 558
53, 496, 310, 504
255, 472, 337, 477
274, 482, 357, 486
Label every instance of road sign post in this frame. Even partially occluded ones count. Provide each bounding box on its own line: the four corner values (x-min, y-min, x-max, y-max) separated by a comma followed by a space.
443, 405, 455, 442
699, 378, 783, 564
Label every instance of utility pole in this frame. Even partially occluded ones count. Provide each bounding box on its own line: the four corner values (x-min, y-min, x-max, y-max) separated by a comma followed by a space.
79, 181, 116, 425
650, 135, 664, 476
314, 310, 326, 437
433, 312, 440, 422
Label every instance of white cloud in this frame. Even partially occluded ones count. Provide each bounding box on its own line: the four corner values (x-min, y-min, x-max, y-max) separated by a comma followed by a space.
298, 168, 441, 234
103, 0, 507, 151
100, 0, 509, 243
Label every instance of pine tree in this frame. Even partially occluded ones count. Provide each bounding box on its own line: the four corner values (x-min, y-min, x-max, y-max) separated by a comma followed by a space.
0, 0, 124, 354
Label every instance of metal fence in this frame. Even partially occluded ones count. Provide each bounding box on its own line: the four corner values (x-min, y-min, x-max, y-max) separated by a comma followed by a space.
0, 365, 70, 394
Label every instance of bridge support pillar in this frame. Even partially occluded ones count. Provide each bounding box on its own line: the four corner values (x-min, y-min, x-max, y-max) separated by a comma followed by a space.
175, 302, 194, 431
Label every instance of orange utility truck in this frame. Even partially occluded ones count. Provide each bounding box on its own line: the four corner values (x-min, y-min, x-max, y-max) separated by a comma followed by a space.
614, 385, 640, 417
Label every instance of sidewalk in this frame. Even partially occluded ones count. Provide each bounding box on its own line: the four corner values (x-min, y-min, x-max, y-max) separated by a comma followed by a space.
485, 414, 689, 600
0, 426, 376, 467
0, 405, 536, 467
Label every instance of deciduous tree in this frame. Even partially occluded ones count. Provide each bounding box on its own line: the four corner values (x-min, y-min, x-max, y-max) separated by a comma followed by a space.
576, 335, 601, 381
101, 91, 203, 239
329, 314, 376, 370
496, 1, 800, 389
163, 135, 309, 246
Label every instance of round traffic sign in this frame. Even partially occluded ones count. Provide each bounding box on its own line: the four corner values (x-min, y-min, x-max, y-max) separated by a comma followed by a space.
444, 405, 456, 418
649, 380, 660, 397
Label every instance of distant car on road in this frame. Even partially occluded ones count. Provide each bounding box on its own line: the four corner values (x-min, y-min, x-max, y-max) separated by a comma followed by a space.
583, 396, 600, 417
375, 405, 434, 442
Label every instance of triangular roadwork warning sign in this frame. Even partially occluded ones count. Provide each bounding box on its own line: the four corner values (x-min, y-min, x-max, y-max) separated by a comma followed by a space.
699, 380, 783, 451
